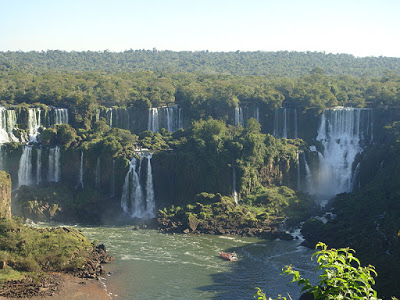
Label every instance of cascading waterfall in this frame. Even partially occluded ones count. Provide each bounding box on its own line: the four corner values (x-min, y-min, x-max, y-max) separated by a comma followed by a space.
148, 105, 182, 133
1, 106, 70, 144
95, 156, 101, 189
254, 107, 260, 124
28, 108, 41, 143
234, 106, 259, 127
76, 151, 84, 189
36, 148, 42, 184
48, 146, 61, 182
166, 107, 173, 132
18, 146, 33, 187
0, 107, 18, 143
302, 152, 313, 193
273, 108, 298, 139
232, 160, 239, 204
52, 108, 69, 125
121, 153, 155, 218
352, 162, 361, 190
121, 157, 144, 217
308, 107, 373, 197
148, 108, 159, 132
106, 108, 113, 128
234, 107, 244, 126
144, 154, 155, 217
178, 108, 183, 130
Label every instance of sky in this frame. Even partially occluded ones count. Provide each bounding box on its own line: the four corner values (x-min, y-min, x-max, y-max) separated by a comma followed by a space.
0, 0, 399, 57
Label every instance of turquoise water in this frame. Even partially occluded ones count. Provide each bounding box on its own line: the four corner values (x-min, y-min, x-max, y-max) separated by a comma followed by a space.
75, 226, 317, 300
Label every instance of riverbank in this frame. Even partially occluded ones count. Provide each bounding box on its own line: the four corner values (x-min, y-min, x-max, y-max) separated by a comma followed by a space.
0, 273, 110, 300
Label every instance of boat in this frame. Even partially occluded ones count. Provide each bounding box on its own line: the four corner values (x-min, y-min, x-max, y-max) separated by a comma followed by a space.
220, 251, 238, 261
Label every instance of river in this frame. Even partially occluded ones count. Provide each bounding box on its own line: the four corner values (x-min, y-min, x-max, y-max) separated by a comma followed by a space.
72, 226, 318, 300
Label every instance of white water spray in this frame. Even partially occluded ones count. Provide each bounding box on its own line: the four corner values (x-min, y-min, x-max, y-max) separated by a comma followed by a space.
121, 153, 156, 218
18, 146, 33, 187
48, 146, 61, 182
309, 107, 373, 197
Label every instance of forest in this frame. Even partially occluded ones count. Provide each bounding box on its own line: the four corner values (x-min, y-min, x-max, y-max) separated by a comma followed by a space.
1, 50, 400, 77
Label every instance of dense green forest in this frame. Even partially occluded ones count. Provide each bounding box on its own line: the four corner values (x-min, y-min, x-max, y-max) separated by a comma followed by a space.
1, 50, 400, 77
1, 67, 400, 122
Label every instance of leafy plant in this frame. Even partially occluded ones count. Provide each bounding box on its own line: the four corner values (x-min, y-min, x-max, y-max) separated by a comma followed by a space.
256, 242, 381, 300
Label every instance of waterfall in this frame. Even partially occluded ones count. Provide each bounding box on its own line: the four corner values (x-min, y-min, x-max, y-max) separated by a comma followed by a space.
310, 107, 373, 197
234, 107, 244, 126
148, 108, 159, 132
110, 159, 115, 198
166, 107, 173, 132
36, 148, 42, 184
95, 156, 101, 189
178, 108, 183, 129
352, 162, 361, 190
273, 108, 298, 139
148, 105, 182, 133
232, 160, 239, 204
121, 157, 144, 217
254, 107, 260, 123
18, 146, 33, 187
145, 155, 155, 217
28, 108, 41, 143
48, 146, 61, 182
53, 108, 69, 125
121, 153, 155, 218
106, 108, 113, 128
0, 107, 18, 143
76, 151, 84, 189
282, 109, 287, 138
303, 152, 313, 192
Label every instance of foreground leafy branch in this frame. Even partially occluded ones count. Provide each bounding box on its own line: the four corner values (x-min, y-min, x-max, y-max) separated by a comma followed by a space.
255, 242, 381, 300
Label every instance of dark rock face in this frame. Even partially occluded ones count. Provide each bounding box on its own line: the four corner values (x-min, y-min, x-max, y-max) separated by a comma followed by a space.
76, 244, 115, 279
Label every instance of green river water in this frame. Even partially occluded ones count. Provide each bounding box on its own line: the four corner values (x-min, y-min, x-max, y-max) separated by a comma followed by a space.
71, 226, 318, 300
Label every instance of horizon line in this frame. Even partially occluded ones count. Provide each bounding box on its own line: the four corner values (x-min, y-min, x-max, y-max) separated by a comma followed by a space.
1, 49, 399, 59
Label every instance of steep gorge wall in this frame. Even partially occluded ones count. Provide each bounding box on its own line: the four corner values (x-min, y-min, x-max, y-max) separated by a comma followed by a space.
2, 104, 400, 220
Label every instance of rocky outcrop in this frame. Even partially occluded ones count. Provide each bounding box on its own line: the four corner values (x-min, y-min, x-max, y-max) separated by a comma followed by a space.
0, 171, 11, 218
76, 244, 115, 279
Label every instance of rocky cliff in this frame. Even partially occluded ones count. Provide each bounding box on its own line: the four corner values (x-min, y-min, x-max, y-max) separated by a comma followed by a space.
0, 171, 11, 218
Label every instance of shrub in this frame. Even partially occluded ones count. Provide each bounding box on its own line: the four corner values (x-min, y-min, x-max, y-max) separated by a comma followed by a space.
256, 242, 381, 300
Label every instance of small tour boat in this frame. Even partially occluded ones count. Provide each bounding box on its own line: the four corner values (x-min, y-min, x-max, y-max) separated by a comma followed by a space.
220, 251, 238, 261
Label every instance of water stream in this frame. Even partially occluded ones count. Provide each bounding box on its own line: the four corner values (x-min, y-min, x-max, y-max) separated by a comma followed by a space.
76, 226, 317, 300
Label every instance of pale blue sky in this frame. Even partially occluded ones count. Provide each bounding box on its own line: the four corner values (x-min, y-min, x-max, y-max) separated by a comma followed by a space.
0, 0, 399, 57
